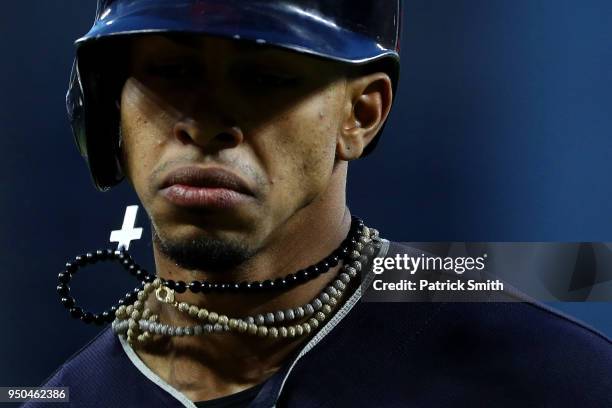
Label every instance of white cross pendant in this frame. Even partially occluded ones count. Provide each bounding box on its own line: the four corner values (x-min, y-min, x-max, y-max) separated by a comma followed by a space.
110, 205, 143, 251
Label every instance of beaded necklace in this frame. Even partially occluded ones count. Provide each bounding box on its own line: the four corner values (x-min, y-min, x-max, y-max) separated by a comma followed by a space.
57, 217, 372, 325
113, 226, 380, 345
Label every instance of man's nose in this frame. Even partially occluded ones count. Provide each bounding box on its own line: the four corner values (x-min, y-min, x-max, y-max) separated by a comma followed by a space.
172, 115, 244, 152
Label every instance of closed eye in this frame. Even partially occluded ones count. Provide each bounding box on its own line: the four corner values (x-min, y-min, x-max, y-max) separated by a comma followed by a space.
252, 72, 298, 87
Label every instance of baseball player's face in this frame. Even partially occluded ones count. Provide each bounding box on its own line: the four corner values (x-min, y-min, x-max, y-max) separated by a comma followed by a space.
119, 35, 350, 268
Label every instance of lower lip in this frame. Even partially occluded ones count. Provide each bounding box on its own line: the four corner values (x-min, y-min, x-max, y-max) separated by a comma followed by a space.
160, 185, 251, 209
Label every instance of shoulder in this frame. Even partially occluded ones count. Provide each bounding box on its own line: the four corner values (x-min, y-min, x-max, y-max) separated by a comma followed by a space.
382, 241, 610, 341
378, 241, 611, 364
280, 241, 611, 406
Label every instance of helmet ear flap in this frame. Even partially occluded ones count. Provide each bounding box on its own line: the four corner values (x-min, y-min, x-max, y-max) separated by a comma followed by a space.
68, 42, 126, 191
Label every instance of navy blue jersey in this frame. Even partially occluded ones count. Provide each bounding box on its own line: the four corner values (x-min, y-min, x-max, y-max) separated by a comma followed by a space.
27, 242, 612, 407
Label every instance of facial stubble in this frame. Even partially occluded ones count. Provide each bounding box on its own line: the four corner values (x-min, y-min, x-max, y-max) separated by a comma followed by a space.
151, 222, 255, 273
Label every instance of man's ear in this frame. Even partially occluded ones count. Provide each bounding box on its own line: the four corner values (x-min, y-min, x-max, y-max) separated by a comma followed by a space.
337, 72, 393, 161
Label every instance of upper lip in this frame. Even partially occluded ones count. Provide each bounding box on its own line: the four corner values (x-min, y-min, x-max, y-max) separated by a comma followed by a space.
160, 166, 255, 196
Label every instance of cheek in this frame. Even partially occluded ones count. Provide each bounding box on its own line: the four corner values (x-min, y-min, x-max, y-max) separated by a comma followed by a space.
264, 88, 341, 202
119, 80, 168, 198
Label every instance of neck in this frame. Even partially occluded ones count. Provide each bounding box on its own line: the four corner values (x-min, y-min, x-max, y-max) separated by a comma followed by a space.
136, 164, 356, 401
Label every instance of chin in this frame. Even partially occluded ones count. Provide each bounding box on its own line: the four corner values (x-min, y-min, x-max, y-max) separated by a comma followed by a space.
152, 224, 255, 272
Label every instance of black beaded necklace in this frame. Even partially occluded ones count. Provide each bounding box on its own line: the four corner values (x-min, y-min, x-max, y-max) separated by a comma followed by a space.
58, 216, 366, 325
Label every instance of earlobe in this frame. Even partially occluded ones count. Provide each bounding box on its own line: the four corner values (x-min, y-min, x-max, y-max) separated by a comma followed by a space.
337, 115, 367, 160
336, 131, 362, 161
336, 73, 393, 161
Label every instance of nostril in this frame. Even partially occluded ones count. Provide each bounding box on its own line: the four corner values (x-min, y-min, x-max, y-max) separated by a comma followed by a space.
176, 129, 192, 144
173, 120, 244, 149
216, 132, 236, 144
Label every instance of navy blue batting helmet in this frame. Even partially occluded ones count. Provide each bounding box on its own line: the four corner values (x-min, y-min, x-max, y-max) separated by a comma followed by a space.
67, 0, 403, 190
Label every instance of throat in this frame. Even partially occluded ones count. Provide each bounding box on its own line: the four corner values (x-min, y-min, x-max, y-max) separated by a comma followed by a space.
112, 211, 380, 404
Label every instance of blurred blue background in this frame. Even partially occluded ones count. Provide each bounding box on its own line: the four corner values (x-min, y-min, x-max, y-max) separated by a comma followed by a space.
0, 0, 610, 386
